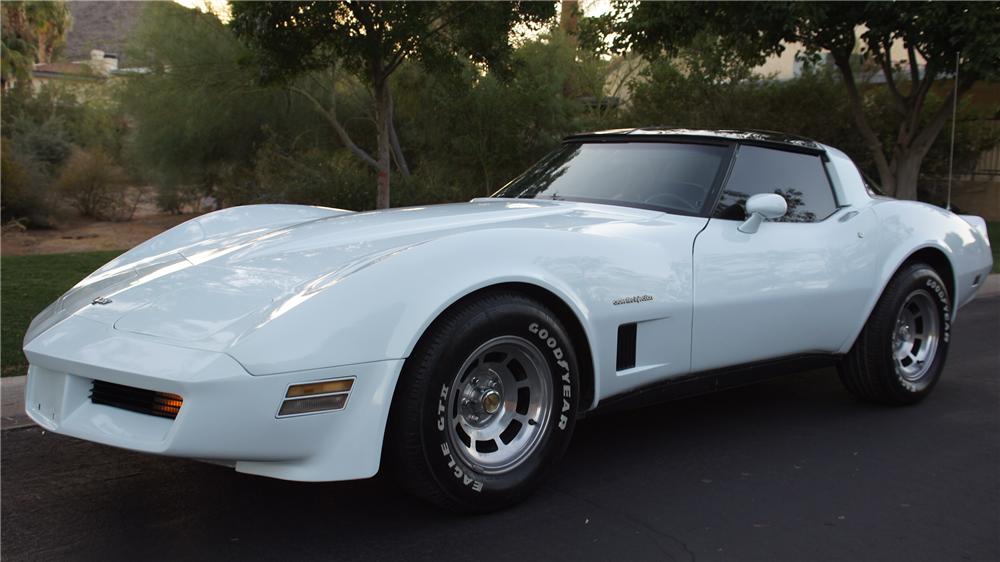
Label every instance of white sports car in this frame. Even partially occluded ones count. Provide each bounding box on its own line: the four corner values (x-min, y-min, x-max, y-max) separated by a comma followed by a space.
23, 129, 993, 511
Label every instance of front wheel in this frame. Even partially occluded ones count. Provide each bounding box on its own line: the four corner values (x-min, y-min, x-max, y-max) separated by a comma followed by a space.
839, 263, 951, 405
387, 291, 580, 512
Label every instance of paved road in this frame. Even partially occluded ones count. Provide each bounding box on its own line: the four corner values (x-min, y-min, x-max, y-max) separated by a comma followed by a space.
3, 296, 998, 562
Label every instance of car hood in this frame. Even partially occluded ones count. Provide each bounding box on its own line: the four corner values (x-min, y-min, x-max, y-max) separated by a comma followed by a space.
26, 199, 660, 351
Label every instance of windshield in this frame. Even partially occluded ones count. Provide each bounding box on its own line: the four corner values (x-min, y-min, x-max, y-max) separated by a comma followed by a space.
493, 142, 729, 215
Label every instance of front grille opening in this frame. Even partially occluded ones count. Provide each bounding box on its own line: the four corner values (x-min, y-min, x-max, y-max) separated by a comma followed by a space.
90, 380, 182, 419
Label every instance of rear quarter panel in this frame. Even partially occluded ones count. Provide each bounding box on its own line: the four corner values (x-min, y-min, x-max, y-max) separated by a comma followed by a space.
838, 199, 993, 353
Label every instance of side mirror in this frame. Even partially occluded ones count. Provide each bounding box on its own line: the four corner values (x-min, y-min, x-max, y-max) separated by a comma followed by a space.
738, 193, 787, 234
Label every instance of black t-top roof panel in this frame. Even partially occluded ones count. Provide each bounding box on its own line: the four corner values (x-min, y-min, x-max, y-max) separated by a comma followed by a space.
565, 127, 823, 152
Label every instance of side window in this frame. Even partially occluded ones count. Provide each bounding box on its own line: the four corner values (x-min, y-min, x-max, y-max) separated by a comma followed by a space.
713, 145, 838, 222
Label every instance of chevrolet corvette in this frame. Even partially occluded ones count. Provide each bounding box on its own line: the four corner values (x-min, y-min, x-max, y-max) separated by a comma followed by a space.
23, 128, 993, 512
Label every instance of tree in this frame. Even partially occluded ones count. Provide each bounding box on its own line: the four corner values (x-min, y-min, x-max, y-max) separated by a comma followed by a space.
1, 7, 35, 88
230, 1, 555, 208
602, 2, 1000, 200
394, 31, 583, 197
121, 2, 297, 209
1, 1, 72, 87
24, 1, 71, 64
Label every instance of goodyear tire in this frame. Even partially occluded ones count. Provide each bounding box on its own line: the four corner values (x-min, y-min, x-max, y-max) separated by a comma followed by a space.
388, 290, 580, 512
839, 263, 951, 405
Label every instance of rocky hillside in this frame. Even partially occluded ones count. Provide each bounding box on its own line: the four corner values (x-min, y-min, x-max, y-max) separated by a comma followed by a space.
64, 1, 145, 65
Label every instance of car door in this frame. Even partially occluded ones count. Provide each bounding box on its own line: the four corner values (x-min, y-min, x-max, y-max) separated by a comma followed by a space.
691, 144, 879, 372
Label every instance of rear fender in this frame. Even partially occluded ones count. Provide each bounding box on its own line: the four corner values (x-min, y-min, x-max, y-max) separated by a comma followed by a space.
837, 202, 992, 354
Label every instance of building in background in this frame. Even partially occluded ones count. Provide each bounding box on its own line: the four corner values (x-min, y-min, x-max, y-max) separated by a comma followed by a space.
29, 2, 148, 100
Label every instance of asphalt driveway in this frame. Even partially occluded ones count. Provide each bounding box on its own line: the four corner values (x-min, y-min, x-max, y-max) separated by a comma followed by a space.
2, 295, 998, 562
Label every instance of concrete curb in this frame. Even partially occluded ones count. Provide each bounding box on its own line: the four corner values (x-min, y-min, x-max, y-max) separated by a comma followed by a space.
2, 375, 31, 430
2, 273, 997, 432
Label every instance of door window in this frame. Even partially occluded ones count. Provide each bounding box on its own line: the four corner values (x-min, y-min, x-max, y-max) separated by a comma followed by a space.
713, 145, 838, 222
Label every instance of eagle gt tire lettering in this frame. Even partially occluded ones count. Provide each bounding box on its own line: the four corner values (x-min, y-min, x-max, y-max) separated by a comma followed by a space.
388, 290, 580, 513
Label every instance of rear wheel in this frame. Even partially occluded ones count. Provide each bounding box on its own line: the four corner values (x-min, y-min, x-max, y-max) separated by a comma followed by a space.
388, 290, 580, 512
839, 263, 951, 405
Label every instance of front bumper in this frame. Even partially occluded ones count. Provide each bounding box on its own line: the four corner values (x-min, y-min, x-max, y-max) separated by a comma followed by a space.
24, 316, 403, 482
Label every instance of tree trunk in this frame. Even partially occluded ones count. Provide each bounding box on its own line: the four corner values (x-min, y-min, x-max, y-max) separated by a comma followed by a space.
374, 79, 392, 209
834, 51, 971, 202
892, 152, 922, 202
387, 92, 411, 178
879, 171, 898, 198
833, 54, 896, 195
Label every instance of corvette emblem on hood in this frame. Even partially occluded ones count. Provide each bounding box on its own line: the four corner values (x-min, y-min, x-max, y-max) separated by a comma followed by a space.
91, 296, 113, 306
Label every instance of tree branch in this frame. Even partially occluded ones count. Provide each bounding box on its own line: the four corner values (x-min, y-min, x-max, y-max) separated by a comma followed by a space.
308, 72, 332, 94
288, 85, 379, 169
422, 5, 474, 42
911, 78, 973, 156
386, 86, 410, 177
833, 53, 893, 190
876, 40, 907, 115
904, 59, 939, 143
907, 44, 920, 89
912, 60, 936, 108
382, 49, 406, 80
380, 5, 475, 82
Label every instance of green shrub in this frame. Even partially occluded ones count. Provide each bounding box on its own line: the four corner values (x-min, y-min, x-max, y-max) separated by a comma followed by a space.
151, 174, 208, 214
393, 162, 468, 207
0, 139, 59, 228
5, 115, 72, 175
214, 143, 375, 211
55, 148, 139, 221
2, 82, 133, 227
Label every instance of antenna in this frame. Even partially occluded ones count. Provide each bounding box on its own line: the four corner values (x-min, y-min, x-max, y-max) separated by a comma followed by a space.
946, 51, 959, 211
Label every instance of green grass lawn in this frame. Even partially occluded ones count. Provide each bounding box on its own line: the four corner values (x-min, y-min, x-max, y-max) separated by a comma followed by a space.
1, 250, 122, 377
988, 221, 1000, 273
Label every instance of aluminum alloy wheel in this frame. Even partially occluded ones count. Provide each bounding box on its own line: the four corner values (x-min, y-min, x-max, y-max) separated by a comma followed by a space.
891, 289, 941, 382
446, 336, 553, 474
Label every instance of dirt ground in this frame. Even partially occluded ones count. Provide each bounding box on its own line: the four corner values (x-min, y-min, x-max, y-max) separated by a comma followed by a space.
2, 212, 195, 256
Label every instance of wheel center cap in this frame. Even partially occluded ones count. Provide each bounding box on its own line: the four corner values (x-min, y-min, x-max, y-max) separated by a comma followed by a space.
481, 390, 502, 414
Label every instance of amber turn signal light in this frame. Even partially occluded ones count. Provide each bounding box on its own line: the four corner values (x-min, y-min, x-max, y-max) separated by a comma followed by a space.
278, 378, 354, 417
152, 392, 183, 417
285, 379, 353, 398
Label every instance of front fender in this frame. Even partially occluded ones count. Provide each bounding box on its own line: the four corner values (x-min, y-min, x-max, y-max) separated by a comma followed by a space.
226, 222, 701, 410
227, 227, 614, 373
